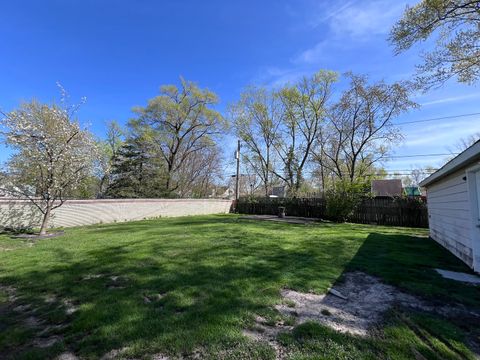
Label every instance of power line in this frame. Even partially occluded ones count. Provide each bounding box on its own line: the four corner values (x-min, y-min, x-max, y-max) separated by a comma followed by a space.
388, 153, 457, 158
394, 112, 480, 125
379, 168, 438, 171
225, 168, 438, 176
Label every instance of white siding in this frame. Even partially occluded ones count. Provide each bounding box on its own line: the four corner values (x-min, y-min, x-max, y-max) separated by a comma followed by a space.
426, 168, 473, 267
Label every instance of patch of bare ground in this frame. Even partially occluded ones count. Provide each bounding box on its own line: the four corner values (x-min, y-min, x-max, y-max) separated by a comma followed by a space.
100, 346, 130, 360
12, 231, 65, 240
276, 271, 480, 337
0, 285, 72, 357
151, 354, 170, 360
241, 271, 480, 359
55, 352, 80, 360
242, 315, 293, 359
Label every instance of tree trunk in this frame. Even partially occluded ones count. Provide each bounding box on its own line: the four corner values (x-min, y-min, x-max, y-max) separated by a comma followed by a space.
320, 164, 325, 194
39, 205, 52, 236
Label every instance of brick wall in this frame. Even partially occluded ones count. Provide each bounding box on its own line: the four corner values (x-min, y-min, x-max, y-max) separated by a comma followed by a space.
0, 198, 233, 229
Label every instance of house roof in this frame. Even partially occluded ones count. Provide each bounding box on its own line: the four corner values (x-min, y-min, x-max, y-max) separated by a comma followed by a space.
419, 140, 480, 187
371, 179, 403, 196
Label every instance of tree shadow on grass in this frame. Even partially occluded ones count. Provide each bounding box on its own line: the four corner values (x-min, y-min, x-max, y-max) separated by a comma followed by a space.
1, 220, 479, 359
0, 224, 354, 358
345, 232, 480, 307
273, 232, 480, 359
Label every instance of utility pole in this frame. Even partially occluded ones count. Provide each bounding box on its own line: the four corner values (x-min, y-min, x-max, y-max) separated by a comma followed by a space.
235, 140, 241, 201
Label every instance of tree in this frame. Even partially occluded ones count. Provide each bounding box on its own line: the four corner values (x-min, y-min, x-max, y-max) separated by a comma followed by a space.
390, 0, 480, 88
97, 120, 124, 197
174, 145, 224, 198
0, 100, 98, 235
453, 132, 480, 151
400, 166, 437, 187
106, 134, 165, 198
132, 78, 226, 195
230, 86, 282, 196
274, 70, 337, 195
315, 73, 416, 183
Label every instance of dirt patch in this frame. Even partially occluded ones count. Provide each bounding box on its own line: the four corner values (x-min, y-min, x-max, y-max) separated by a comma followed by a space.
239, 215, 321, 225
13, 231, 65, 240
276, 271, 480, 337
0, 284, 71, 358
62, 299, 78, 315
55, 352, 79, 360
240, 271, 480, 359
143, 292, 166, 304
100, 347, 130, 360
0, 285, 17, 302
242, 315, 292, 359
33, 335, 63, 348
152, 354, 170, 360
82, 273, 104, 280
105, 275, 129, 290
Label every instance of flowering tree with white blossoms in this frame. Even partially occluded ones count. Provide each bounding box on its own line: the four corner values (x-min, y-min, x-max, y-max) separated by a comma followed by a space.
0, 96, 98, 235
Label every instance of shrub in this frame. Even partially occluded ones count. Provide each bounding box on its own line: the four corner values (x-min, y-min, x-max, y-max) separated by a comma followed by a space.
325, 181, 366, 222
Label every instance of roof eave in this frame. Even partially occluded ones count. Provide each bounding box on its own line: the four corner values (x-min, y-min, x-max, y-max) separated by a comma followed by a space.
420, 140, 480, 187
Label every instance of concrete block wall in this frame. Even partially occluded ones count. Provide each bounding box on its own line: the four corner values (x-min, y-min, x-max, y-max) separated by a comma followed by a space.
0, 198, 233, 229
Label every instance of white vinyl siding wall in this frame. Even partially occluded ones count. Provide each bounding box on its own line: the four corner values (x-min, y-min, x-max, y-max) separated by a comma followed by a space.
426, 168, 473, 267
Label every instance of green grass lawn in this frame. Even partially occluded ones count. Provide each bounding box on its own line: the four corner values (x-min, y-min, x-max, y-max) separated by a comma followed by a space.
0, 215, 479, 359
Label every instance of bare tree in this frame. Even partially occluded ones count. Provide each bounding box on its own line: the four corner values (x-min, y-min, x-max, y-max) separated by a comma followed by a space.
453, 132, 480, 151
400, 166, 437, 187
315, 74, 416, 183
175, 145, 224, 198
0, 98, 98, 235
230, 86, 282, 196
274, 70, 337, 195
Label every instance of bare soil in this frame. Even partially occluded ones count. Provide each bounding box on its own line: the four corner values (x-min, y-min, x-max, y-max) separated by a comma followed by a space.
243, 271, 480, 359
276, 271, 480, 336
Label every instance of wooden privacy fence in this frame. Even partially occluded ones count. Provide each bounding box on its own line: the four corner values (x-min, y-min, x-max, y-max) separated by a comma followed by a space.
236, 197, 428, 228
236, 197, 326, 218
348, 197, 428, 228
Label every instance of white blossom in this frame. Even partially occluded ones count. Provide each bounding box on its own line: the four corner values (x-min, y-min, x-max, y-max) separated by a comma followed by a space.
0, 98, 99, 234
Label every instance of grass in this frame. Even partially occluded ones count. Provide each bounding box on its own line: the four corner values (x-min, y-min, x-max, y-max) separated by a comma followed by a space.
0, 214, 479, 359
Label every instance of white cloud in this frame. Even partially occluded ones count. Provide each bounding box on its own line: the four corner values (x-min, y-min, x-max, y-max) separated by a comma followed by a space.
400, 118, 480, 147
328, 0, 408, 38
294, 40, 330, 64
253, 66, 310, 88
294, 0, 410, 65
308, 1, 357, 29
420, 92, 480, 106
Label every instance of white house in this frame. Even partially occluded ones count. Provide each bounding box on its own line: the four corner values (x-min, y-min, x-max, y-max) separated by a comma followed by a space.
420, 140, 480, 272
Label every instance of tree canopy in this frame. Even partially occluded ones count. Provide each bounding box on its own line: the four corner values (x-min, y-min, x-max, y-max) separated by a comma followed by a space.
390, 0, 480, 88
0, 100, 98, 234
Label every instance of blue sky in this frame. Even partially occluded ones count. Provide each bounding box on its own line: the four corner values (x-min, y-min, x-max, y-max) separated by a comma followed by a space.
1, 0, 479, 176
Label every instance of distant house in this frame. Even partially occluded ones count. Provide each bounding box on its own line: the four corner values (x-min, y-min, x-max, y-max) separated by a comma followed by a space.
420, 140, 480, 272
271, 186, 286, 198
228, 174, 256, 198
371, 179, 403, 197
